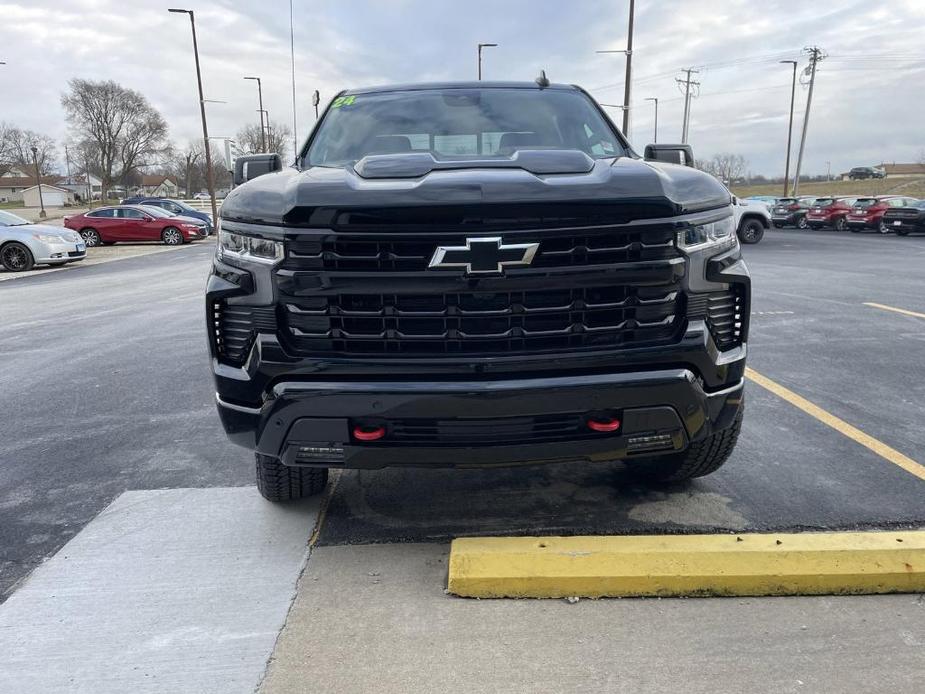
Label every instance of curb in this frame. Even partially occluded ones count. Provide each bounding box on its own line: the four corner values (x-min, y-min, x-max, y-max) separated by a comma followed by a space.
447, 531, 925, 599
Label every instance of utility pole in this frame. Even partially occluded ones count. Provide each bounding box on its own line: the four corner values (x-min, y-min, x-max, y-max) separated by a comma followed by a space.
169, 8, 218, 223
622, 0, 635, 138
477, 43, 498, 80
64, 144, 72, 189
792, 46, 825, 196
826, 161, 831, 181
244, 76, 266, 152
644, 97, 658, 143
289, 0, 298, 159
677, 68, 700, 143
30, 146, 46, 218
780, 60, 798, 197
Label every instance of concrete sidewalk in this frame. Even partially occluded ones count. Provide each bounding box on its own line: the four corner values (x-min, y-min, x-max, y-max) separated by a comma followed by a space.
261, 543, 925, 694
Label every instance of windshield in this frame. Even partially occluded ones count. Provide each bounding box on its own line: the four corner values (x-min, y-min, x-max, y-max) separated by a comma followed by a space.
0, 210, 31, 226
306, 87, 626, 168
138, 205, 174, 218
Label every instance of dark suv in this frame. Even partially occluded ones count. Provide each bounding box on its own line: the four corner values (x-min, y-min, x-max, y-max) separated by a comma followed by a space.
207, 82, 749, 501
848, 166, 885, 180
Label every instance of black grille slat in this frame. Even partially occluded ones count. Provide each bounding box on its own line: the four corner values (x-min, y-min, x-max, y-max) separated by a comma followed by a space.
213, 303, 277, 364
384, 412, 609, 446
282, 286, 683, 356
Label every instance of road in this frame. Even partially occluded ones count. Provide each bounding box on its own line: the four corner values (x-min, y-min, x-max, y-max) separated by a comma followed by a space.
2, 231, 925, 595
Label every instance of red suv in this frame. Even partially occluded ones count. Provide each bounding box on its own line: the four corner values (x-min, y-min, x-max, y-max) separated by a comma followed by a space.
63, 205, 207, 246
846, 196, 919, 233
805, 196, 857, 231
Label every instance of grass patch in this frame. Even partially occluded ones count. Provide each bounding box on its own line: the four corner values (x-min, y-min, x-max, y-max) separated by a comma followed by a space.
733, 177, 925, 199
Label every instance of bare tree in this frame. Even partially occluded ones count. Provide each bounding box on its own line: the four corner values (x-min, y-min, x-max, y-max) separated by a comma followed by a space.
167, 141, 230, 197
1, 127, 59, 177
698, 153, 748, 184
61, 79, 170, 199
0, 122, 14, 177
236, 120, 292, 158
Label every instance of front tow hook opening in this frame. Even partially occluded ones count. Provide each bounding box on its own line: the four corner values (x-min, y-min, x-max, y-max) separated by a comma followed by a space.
586, 417, 622, 433
353, 424, 387, 442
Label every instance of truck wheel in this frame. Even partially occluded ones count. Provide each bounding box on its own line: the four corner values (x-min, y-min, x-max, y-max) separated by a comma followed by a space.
628, 409, 743, 482
737, 219, 764, 244
255, 453, 329, 501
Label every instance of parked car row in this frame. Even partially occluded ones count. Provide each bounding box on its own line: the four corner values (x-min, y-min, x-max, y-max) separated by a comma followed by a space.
757, 194, 925, 234
64, 204, 210, 247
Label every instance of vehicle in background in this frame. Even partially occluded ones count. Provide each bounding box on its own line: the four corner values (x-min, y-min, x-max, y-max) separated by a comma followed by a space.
733, 196, 771, 244
848, 166, 886, 180
63, 205, 207, 246
743, 195, 777, 211
846, 196, 919, 233
880, 199, 925, 236
121, 197, 214, 234
805, 196, 857, 231
0, 210, 86, 272
193, 192, 210, 200
771, 196, 817, 229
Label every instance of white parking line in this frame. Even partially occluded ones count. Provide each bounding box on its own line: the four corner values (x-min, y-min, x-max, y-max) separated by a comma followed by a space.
0, 487, 319, 694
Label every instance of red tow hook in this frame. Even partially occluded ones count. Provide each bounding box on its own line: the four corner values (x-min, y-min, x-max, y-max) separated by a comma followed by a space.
587, 417, 621, 433
353, 424, 386, 441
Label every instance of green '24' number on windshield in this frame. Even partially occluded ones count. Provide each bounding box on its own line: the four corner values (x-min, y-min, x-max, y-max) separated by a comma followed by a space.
331, 95, 357, 109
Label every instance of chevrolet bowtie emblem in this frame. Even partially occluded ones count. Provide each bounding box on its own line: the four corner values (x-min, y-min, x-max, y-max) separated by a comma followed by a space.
428, 237, 539, 275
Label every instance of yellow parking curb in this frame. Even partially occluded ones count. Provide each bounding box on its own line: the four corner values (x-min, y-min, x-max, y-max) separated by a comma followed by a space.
447, 532, 925, 599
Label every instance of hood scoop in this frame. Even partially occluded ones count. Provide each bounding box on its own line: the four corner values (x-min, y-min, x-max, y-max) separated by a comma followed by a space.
353, 149, 596, 179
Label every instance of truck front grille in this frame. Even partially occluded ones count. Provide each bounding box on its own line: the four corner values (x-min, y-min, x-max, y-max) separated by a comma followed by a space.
281, 285, 684, 356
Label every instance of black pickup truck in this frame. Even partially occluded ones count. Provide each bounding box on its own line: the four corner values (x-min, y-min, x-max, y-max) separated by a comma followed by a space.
207, 81, 749, 501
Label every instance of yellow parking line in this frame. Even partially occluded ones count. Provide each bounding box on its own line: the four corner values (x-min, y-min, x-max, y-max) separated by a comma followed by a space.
745, 367, 925, 482
863, 302, 925, 320
447, 531, 925, 598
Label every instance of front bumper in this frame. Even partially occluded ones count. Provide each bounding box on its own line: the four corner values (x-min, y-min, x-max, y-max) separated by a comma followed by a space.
216, 369, 745, 469
34, 239, 86, 264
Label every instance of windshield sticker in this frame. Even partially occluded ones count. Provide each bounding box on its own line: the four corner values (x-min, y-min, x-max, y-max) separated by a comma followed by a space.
331, 95, 357, 109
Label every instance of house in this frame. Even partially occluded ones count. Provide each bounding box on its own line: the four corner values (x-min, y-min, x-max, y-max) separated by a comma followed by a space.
22, 184, 76, 208
59, 172, 103, 201
0, 175, 65, 203
134, 175, 180, 198
878, 163, 925, 179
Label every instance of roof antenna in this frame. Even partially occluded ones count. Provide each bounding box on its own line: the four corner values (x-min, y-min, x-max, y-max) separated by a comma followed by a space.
535, 70, 550, 88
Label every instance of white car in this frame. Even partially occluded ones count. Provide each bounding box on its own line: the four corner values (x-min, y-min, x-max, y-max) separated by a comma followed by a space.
732, 195, 771, 244
0, 210, 87, 272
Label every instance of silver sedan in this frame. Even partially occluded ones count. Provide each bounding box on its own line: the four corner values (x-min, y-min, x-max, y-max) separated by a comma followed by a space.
0, 210, 87, 272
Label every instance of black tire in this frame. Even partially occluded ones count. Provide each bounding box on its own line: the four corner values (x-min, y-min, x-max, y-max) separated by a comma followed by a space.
850, 227, 860, 233
162, 227, 184, 245
797, 216, 809, 230
80, 228, 101, 247
809, 224, 821, 231
737, 218, 764, 244
773, 222, 783, 229
102, 241, 116, 246
834, 216, 847, 232
628, 409, 743, 482
255, 453, 328, 502
1, 242, 35, 272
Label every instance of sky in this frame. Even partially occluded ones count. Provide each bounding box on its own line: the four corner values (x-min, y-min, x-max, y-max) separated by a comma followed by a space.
1, 0, 924, 177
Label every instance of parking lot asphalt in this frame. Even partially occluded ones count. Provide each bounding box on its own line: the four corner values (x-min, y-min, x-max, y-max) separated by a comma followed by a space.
1, 229, 924, 602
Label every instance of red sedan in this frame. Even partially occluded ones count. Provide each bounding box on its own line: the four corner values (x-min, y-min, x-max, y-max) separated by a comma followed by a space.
63, 205, 207, 246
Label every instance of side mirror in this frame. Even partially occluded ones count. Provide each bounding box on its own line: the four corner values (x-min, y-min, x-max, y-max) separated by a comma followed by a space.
644, 144, 695, 168
731, 195, 738, 205
233, 153, 283, 186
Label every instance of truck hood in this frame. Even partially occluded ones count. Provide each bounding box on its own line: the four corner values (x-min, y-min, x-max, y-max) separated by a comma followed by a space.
221, 153, 731, 227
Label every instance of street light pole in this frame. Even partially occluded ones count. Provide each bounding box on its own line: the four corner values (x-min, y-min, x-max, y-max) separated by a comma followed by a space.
595, 49, 631, 136
780, 60, 797, 197
169, 8, 218, 223
244, 76, 266, 152
477, 43, 498, 80
644, 97, 658, 143
30, 146, 46, 219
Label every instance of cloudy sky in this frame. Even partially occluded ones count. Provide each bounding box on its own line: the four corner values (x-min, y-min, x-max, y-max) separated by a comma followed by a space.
2, 0, 923, 176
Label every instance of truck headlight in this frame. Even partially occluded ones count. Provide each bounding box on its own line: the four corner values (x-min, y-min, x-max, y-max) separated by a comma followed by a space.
678, 215, 736, 251
218, 229, 284, 264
